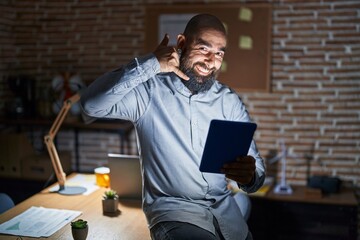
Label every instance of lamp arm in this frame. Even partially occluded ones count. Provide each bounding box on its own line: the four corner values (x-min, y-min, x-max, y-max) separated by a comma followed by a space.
44, 93, 80, 190
49, 93, 80, 138
44, 135, 66, 190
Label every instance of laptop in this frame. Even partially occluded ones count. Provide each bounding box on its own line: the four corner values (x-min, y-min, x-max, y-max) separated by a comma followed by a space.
107, 153, 142, 199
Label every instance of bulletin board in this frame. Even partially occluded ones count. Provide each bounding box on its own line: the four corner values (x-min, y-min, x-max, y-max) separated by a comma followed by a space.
145, 4, 272, 92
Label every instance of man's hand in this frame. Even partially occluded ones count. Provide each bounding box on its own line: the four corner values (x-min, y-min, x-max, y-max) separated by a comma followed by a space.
221, 156, 256, 185
153, 34, 189, 80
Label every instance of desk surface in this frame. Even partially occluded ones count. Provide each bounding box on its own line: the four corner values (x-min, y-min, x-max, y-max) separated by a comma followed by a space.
0, 174, 150, 240
255, 185, 357, 206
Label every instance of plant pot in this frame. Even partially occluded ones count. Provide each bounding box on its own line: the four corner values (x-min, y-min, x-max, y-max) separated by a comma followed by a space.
71, 226, 88, 240
102, 198, 118, 213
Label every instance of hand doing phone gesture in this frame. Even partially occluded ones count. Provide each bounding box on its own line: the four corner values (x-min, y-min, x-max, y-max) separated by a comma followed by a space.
153, 34, 189, 81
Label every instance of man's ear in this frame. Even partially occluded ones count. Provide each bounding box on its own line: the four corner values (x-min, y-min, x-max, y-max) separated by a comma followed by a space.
176, 34, 185, 50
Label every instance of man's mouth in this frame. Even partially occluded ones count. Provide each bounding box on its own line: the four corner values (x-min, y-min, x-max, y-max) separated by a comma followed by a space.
195, 63, 213, 76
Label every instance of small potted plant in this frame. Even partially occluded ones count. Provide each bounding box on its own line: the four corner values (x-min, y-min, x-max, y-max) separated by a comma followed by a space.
102, 189, 119, 213
71, 219, 88, 240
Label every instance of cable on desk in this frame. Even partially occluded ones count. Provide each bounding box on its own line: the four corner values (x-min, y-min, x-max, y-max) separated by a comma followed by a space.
43, 172, 55, 189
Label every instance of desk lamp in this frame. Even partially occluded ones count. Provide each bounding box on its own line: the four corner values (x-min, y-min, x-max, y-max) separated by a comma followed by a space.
268, 139, 293, 195
44, 93, 86, 195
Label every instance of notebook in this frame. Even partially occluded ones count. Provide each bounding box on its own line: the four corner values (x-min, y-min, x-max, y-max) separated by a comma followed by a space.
199, 119, 257, 174
107, 153, 142, 199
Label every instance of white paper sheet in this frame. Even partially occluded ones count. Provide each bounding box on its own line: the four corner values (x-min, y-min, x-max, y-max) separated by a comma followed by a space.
0, 206, 81, 238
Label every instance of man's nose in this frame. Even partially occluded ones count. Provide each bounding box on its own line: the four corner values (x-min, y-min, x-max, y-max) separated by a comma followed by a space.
205, 52, 216, 68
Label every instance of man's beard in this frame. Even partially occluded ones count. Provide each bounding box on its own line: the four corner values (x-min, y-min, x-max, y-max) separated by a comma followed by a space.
179, 56, 218, 94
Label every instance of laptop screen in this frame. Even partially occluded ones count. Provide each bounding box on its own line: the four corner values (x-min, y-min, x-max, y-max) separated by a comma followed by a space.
107, 153, 142, 199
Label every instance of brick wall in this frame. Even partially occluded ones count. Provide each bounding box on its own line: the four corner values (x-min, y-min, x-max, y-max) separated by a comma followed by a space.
0, 1, 15, 112
236, 0, 360, 188
0, 0, 359, 196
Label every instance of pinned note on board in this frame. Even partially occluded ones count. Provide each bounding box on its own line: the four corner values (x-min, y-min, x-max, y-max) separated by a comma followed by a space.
239, 35, 252, 49
239, 7, 252, 22
221, 61, 227, 72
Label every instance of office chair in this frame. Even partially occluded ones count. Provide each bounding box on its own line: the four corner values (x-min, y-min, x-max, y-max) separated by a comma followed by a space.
228, 180, 252, 221
0, 193, 15, 214
234, 192, 251, 221
233, 192, 252, 221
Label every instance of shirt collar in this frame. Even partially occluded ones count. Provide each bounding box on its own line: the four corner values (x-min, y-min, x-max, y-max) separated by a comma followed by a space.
159, 72, 220, 98
170, 73, 193, 97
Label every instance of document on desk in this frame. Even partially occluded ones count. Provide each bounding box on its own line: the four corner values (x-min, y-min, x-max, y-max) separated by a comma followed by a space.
0, 206, 81, 238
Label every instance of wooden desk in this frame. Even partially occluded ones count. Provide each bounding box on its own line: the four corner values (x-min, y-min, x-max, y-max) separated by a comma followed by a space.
0, 174, 150, 240
248, 185, 358, 240
262, 184, 357, 206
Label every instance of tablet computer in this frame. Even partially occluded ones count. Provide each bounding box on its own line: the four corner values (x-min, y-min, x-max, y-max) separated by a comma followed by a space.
199, 119, 257, 174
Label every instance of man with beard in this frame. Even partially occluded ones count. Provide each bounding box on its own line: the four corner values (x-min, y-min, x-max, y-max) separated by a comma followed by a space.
81, 14, 265, 240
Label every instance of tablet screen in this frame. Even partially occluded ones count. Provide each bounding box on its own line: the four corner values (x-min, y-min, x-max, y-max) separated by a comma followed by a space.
199, 120, 257, 174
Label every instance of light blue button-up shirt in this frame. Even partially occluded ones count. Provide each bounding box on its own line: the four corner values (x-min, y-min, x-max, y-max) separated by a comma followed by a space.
81, 54, 265, 240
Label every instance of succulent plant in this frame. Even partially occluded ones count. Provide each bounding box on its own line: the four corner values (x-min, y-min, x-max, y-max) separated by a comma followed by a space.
71, 219, 88, 229
103, 189, 118, 200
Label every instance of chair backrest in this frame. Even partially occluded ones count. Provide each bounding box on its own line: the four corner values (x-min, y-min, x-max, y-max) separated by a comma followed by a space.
0, 193, 15, 214
233, 192, 252, 221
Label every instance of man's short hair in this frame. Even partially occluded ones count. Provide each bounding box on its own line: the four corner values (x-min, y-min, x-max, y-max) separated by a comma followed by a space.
183, 14, 227, 39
